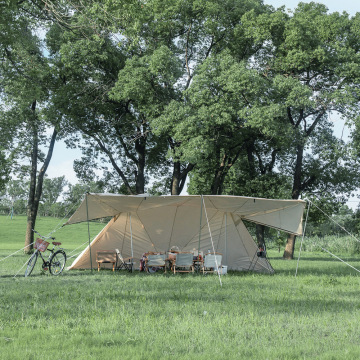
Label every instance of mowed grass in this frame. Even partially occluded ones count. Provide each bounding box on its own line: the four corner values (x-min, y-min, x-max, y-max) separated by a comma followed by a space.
1, 216, 360, 359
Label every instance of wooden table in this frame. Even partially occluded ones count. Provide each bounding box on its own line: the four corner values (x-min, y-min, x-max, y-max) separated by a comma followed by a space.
96, 251, 117, 271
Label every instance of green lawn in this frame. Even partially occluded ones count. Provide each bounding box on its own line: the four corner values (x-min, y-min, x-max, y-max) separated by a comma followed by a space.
1, 216, 360, 359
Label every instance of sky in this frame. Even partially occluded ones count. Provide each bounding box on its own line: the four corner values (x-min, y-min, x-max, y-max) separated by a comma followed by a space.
46, 0, 359, 205
264, 0, 357, 14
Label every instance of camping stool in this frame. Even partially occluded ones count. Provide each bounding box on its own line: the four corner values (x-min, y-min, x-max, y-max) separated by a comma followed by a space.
96, 251, 117, 271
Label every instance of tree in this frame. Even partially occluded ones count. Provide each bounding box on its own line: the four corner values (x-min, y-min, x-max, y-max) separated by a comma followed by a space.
0, 106, 13, 191
63, 181, 105, 214
0, 1, 65, 252
0, 179, 28, 216
147, 0, 270, 194
238, 3, 360, 258
45, 2, 168, 196
39, 176, 67, 216
44, 0, 270, 195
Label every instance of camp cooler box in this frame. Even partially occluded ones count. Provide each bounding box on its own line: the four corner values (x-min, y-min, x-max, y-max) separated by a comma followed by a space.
216, 265, 228, 275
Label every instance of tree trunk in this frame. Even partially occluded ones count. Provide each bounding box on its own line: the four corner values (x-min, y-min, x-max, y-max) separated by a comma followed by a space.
282, 140, 304, 259
24, 101, 38, 254
171, 161, 181, 195
134, 135, 146, 194
283, 234, 296, 259
211, 144, 243, 195
170, 161, 195, 195
24, 120, 58, 254
256, 224, 265, 248
211, 153, 227, 195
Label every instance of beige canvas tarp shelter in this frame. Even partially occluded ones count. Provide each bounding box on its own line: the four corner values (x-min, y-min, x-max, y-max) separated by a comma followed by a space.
66, 194, 306, 273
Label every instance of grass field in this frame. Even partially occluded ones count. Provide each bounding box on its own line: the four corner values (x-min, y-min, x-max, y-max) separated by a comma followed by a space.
1, 216, 360, 359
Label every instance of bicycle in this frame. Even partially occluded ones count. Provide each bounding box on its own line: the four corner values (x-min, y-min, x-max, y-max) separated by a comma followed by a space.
24, 230, 67, 277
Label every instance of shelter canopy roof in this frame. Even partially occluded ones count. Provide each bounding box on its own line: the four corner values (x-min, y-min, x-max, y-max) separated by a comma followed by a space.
66, 194, 306, 235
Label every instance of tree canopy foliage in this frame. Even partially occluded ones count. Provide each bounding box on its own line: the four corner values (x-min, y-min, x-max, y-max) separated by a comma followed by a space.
1, 0, 360, 257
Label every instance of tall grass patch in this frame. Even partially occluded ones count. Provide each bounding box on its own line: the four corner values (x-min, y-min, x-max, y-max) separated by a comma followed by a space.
302, 235, 360, 255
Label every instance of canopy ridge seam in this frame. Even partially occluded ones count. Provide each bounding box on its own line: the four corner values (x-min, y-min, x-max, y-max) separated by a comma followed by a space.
136, 213, 158, 252
217, 213, 226, 253
232, 213, 273, 273
90, 193, 126, 218
243, 203, 301, 218
233, 199, 250, 213
231, 213, 252, 260
168, 206, 179, 251
121, 214, 129, 254
182, 209, 221, 249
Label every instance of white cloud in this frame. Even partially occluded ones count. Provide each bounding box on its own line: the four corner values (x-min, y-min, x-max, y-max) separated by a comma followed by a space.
47, 158, 78, 185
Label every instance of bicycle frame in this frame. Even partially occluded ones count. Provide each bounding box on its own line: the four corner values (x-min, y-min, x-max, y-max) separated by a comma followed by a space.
25, 230, 67, 277
37, 244, 58, 270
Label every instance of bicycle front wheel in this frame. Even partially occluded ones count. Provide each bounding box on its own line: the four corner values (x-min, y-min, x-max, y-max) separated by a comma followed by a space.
25, 251, 38, 277
49, 250, 66, 275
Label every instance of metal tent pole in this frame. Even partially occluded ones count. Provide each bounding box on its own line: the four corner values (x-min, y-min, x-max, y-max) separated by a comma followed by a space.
197, 195, 203, 273
295, 200, 311, 277
202, 196, 222, 287
225, 212, 227, 266
85, 193, 93, 272
129, 213, 134, 272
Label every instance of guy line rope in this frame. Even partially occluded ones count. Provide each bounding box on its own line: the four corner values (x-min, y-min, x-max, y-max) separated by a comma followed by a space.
202, 196, 223, 287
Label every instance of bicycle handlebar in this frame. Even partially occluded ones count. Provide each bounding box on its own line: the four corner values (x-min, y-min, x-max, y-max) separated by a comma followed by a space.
32, 229, 55, 240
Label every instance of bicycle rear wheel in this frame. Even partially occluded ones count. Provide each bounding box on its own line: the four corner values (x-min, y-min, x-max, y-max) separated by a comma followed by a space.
25, 251, 38, 277
49, 250, 66, 275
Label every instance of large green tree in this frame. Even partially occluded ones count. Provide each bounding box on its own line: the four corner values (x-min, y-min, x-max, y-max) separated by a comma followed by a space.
0, 1, 65, 252
241, 3, 360, 258
44, 0, 269, 195
148, 0, 271, 194
45, 4, 166, 195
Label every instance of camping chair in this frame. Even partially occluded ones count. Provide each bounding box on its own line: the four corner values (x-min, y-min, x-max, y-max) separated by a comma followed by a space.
202, 253, 222, 274
115, 249, 134, 272
145, 254, 166, 273
172, 253, 194, 274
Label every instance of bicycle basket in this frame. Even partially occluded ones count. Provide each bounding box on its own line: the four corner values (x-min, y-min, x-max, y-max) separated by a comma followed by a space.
34, 238, 50, 252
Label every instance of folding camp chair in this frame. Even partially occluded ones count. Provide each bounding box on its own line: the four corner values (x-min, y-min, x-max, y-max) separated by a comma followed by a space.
202, 254, 222, 274
172, 253, 194, 274
115, 249, 134, 272
145, 254, 166, 273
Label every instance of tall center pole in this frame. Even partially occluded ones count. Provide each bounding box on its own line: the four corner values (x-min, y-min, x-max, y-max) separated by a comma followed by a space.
295, 200, 311, 277
129, 213, 134, 272
225, 212, 227, 265
197, 195, 203, 273
85, 193, 93, 272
